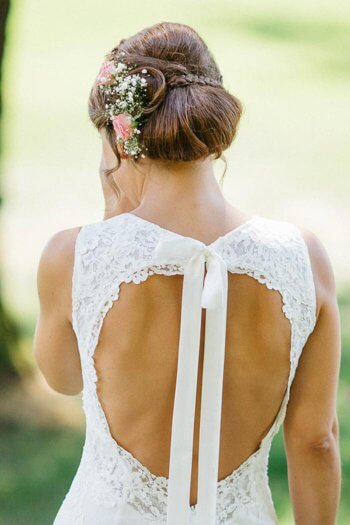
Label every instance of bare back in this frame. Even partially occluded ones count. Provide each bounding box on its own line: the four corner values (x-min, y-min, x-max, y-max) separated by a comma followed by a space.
95, 270, 291, 505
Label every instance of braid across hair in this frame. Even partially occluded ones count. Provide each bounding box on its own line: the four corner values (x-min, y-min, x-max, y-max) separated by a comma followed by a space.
167, 73, 223, 88
88, 22, 242, 164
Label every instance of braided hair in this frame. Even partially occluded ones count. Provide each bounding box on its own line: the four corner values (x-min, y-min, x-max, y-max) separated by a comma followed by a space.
167, 73, 223, 88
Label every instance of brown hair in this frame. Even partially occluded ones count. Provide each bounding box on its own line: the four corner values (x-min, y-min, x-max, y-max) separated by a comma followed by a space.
88, 22, 243, 184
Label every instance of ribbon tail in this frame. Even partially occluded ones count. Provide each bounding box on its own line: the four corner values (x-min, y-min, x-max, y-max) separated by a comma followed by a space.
167, 255, 205, 525
201, 256, 225, 309
195, 262, 228, 525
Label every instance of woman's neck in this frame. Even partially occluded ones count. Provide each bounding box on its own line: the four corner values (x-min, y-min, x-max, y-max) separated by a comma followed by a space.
123, 156, 226, 219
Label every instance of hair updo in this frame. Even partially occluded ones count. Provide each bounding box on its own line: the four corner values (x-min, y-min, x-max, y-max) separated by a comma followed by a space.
88, 22, 242, 169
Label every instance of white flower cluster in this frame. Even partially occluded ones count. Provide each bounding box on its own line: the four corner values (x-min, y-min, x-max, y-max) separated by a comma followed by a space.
98, 59, 149, 158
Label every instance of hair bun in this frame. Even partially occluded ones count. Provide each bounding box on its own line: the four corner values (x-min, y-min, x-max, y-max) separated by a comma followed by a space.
89, 22, 243, 163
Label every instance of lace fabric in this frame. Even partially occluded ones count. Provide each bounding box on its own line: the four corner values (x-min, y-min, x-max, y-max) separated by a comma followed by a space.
54, 212, 316, 525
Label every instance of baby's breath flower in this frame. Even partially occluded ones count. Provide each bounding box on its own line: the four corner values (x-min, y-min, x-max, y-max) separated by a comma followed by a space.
97, 57, 148, 158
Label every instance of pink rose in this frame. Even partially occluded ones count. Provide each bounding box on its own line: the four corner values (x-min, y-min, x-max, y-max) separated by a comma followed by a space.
111, 113, 133, 140
96, 60, 116, 84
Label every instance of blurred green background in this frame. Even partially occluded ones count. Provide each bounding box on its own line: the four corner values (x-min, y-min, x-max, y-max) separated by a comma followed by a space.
0, 0, 349, 524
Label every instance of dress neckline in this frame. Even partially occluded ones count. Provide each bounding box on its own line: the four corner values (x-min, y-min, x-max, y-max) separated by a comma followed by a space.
123, 211, 260, 248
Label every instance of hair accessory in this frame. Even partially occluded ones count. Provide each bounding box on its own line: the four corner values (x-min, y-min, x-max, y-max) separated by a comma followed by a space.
96, 58, 148, 159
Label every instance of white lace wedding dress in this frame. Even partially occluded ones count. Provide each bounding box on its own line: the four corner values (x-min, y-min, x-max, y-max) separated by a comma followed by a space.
53, 212, 316, 525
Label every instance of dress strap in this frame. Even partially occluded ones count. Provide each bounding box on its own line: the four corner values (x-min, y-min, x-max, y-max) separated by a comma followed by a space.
154, 234, 230, 525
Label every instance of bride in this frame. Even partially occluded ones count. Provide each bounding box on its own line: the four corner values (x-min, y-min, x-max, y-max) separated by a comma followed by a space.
34, 21, 341, 525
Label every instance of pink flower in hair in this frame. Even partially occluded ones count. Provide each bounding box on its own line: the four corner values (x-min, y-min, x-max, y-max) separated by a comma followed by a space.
96, 60, 117, 84
111, 113, 133, 141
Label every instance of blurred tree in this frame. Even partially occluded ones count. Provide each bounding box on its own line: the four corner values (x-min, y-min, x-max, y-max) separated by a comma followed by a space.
0, 0, 20, 381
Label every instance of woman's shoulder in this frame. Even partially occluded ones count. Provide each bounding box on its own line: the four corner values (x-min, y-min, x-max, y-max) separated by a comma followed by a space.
298, 223, 337, 319
273, 217, 337, 320
257, 212, 331, 266
243, 213, 335, 321
37, 227, 82, 290
38, 215, 123, 270
37, 215, 129, 288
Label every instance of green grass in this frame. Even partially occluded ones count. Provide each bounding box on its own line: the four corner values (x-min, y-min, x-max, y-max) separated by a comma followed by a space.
0, 420, 84, 525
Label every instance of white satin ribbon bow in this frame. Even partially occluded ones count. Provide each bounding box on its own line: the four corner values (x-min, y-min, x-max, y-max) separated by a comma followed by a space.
153, 233, 229, 525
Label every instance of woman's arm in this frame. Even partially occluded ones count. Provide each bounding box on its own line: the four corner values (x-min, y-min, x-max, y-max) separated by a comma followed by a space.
283, 229, 341, 524
34, 131, 129, 394
33, 227, 83, 395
